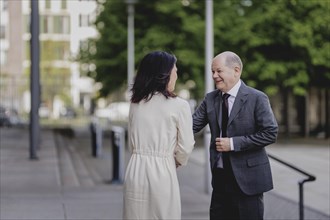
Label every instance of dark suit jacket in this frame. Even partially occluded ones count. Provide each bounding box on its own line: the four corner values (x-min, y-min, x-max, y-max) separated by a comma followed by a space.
193, 81, 278, 195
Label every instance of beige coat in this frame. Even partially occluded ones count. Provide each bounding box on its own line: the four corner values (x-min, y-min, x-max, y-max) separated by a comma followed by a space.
123, 93, 195, 219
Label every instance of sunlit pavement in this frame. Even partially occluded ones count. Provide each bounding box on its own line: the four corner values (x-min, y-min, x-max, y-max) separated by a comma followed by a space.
1, 127, 329, 220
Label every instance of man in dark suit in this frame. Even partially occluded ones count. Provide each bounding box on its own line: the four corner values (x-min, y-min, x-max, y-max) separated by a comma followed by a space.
193, 51, 278, 220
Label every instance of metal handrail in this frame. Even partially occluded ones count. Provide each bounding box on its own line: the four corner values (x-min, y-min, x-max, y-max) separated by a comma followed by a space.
268, 153, 316, 220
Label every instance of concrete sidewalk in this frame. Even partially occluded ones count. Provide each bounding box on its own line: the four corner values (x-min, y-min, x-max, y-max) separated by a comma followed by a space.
0, 127, 124, 220
1, 127, 329, 220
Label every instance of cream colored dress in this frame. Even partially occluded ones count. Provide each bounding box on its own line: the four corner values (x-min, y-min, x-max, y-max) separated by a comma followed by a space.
123, 94, 195, 220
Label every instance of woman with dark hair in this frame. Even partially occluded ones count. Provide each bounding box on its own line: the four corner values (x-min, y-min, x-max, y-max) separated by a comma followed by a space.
123, 51, 195, 219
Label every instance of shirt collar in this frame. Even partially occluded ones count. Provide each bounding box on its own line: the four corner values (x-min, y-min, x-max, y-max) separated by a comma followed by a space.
224, 80, 241, 98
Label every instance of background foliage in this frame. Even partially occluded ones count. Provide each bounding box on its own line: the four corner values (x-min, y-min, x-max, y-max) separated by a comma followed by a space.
78, 0, 330, 100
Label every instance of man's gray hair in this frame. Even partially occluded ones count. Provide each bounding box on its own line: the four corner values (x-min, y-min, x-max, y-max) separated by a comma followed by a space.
224, 52, 243, 72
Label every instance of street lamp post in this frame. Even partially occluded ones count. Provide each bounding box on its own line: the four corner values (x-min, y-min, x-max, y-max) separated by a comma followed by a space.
29, 0, 40, 160
204, 0, 214, 194
125, 0, 137, 94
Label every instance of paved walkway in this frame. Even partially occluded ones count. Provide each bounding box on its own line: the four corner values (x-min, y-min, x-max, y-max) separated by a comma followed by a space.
0, 126, 329, 220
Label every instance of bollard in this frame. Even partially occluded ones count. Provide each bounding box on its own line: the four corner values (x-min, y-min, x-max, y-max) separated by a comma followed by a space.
90, 118, 102, 157
111, 126, 125, 184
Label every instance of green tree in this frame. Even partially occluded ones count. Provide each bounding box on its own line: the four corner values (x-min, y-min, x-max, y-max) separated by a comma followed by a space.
213, 0, 330, 96
78, 0, 205, 98
78, 0, 329, 99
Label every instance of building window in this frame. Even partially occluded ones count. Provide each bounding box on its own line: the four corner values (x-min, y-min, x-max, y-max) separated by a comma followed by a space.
0, 50, 7, 66
45, 0, 51, 9
54, 42, 70, 60
25, 41, 30, 61
79, 14, 88, 27
53, 16, 70, 34
40, 16, 50, 34
41, 41, 70, 61
24, 15, 30, 33
1, 0, 8, 11
53, 16, 62, 33
0, 25, 5, 39
61, 0, 67, 9
79, 14, 95, 27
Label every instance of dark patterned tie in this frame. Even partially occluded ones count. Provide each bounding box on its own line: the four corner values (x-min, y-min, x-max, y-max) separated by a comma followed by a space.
222, 93, 230, 137
221, 93, 230, 169
217, 93, 230, 168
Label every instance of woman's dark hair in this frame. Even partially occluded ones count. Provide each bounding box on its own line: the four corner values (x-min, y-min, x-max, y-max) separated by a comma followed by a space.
130, 51, 177, 103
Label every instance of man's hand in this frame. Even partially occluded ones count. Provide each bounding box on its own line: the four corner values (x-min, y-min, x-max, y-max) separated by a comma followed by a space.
174, 158, 181, 168
215, 137, 231, 152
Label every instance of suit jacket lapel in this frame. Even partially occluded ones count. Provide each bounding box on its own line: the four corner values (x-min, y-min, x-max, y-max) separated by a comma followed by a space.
228, 83, 248, 126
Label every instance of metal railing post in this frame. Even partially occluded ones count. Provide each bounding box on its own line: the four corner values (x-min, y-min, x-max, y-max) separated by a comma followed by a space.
111, 126, 126, 184
299, 181, 304, 220
268, 153, 316, 220
90, 118, 103, 157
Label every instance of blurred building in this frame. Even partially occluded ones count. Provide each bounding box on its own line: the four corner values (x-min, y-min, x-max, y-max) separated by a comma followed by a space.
0, 0, 98, 118
0, 0, 23, 110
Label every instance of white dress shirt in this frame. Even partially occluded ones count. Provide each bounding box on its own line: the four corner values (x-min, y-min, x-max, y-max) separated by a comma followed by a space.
222, 80, 241, 151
